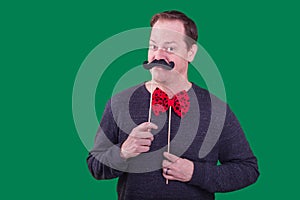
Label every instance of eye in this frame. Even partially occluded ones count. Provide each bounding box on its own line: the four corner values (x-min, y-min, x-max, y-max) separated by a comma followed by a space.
166, 47, 175, 53
149, 44, 158, 51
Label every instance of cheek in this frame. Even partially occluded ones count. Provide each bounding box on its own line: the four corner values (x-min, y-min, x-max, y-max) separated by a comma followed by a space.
172, 57, 188, 72
148, 51, 154, 61
175, 51, 189, 61
171, 55, 186, 65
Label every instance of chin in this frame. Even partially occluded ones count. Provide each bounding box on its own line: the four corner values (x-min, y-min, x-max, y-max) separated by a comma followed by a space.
152, 76, 167, 84
151, 68, 169, 83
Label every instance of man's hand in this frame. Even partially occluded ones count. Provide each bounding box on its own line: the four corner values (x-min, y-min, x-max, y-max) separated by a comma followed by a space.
120, 122, 158, 159
162, 152, 194, 182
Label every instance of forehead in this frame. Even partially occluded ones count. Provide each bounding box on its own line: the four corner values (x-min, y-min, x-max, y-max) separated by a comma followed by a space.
152, 19, 185, 33
150, 19, 186, 43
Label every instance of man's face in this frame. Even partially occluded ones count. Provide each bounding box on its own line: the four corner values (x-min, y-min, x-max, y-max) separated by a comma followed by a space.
148, 19, 193, 84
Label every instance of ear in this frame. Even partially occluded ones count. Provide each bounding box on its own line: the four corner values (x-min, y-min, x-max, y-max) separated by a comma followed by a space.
187, 44, 198, 62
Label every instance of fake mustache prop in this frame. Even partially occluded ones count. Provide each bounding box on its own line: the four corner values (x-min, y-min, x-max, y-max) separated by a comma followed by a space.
143, 59, 175, 70
143, 58, 175, 185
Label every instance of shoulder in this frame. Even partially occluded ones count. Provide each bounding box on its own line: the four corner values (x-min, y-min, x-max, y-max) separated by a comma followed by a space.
105, 83, 147, 114
110, 83, 146, 104
191, 82, 227, 108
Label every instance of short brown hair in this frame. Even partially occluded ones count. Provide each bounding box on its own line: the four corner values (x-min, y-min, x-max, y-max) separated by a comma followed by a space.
150, 10, 198, 49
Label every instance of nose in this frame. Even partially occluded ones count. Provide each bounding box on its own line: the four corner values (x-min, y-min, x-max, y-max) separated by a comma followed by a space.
154, 48, 168, 60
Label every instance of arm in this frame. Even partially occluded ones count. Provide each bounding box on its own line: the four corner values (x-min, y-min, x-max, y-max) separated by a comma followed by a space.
188, 105, 259, 193
86, 100, 128, 180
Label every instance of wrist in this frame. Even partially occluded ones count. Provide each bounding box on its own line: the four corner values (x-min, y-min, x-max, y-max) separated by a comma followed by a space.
120, 148, 128, 160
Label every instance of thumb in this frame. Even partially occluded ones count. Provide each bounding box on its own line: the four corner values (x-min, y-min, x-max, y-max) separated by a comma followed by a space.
163, 152, 180, 163
138, 122, 158, 131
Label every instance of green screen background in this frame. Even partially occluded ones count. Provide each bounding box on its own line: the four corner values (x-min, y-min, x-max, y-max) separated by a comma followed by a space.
1, 0, 299, 199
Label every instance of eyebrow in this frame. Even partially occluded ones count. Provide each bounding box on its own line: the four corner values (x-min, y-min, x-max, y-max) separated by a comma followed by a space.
149, 40, 178, 45
164, 41, 178, 45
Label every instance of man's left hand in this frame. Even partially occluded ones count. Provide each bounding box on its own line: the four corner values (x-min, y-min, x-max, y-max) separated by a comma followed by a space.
162, 152, 194, 182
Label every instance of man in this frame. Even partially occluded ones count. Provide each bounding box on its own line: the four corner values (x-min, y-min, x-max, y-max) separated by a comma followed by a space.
87, 10, 259, 199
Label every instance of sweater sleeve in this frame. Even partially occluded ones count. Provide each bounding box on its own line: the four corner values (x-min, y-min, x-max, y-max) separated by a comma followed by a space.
188, 105, 259, 193
86, 100, 128, 180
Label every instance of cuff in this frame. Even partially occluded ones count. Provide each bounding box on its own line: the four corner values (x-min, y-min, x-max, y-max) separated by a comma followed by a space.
187, 161, 206, 187
109, 144, 129, 171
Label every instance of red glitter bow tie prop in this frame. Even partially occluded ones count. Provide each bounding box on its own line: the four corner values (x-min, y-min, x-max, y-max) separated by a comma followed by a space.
151, 87, 190, 118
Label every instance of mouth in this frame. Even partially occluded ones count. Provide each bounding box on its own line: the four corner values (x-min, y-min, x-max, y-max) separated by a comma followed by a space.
152, 66, 168, 71
143, 59, 175, 70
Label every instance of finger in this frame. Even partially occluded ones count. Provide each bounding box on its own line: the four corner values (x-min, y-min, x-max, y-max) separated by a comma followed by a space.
136, 138, 152, 146
133, 131, 154, 140
136, 146, 150, 153
162, 160, 173, 168
162, 167, 172, 175
162, 172, 176, 181
162, 170, 183, 182
163, 167, 167, 174
136, 122, 158, 131
163, 152, 180, 163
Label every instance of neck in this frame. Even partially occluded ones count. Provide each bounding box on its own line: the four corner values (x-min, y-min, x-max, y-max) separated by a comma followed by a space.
146, 79, 192, 98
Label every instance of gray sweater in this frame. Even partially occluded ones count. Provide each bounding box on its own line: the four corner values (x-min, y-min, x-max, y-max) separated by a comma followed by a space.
87, 83, 259, 200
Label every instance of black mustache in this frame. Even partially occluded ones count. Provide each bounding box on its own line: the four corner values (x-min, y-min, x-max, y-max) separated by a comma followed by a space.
143, 59, 175, 70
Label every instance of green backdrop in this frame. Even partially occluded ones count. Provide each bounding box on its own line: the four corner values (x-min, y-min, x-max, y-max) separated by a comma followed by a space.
1, 0, 299, 199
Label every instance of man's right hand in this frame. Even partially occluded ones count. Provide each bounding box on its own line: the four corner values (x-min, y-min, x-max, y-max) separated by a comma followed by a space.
120, 122, 158, 160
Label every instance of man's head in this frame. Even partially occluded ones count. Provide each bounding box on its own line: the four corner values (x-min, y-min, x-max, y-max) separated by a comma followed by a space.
147, 10, 198, 84
150, 10, 198, 50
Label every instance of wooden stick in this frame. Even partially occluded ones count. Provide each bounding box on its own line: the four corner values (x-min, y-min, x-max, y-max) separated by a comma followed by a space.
167, 106, 171, 153
148, 81, 170, 184
166, 106, 172, 184
148, 81, 153, 123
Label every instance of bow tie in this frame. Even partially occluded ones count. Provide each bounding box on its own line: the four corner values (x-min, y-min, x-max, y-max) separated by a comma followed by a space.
151, 87, 190, 118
